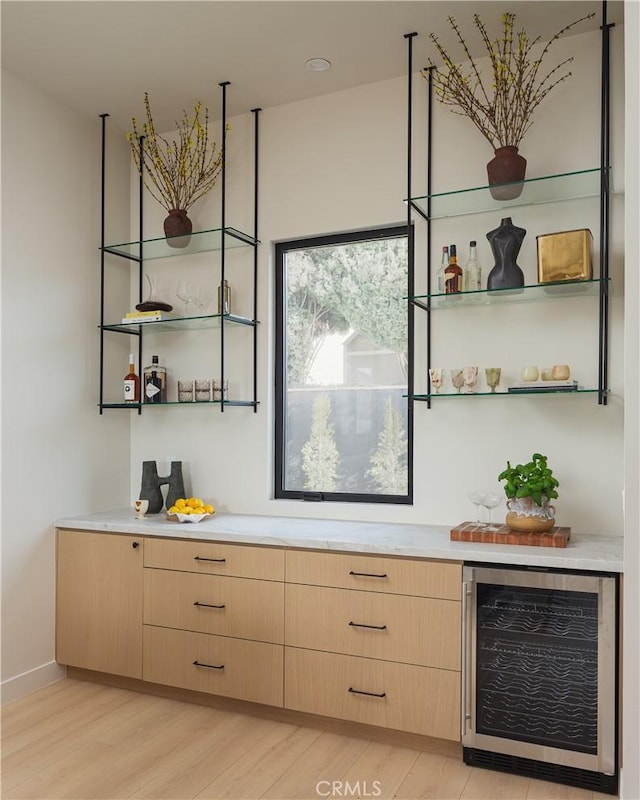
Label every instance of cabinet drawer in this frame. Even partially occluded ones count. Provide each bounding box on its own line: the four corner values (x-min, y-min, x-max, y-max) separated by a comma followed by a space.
286, 550, 461, 600
144, 569, 284, 643
285, 648, 460, 741
285, 584, 460, 670
144, 538, 284, 581
143, 625, 283, 707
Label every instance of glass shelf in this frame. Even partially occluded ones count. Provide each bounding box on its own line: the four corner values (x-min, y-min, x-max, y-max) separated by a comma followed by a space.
411, 278, 607, 311
101, 226, 258, 262
411, 388, 602, 400
102, 313, 257, 334
409, 168, 606, 220
101, 399, 258, 409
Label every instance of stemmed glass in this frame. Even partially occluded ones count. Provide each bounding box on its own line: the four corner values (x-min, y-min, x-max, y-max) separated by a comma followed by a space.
485, 367, 501, 393
450, 369, 464, 394
467, 491, 484, 524
176, 281, 195, 317
481, 492, 502, 531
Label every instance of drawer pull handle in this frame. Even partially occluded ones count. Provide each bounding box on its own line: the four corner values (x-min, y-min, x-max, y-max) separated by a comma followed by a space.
193, 660, 224, 670
194, 556, 226, 563
349, 570, 388, 579
193, 601, 226, 609
348, 687, 386, 698
348, 621, 387, 631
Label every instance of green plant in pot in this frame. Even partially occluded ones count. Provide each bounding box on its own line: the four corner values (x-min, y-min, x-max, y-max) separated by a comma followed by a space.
424, 11, 594, 200
498, 453, 559, 533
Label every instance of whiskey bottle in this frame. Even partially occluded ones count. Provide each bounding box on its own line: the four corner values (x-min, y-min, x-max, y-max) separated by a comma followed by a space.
144, 355, 166, 403
436, 245, 448, 294
464, 240, 482, 291
124, 354, 140, 404
444, 244, 463, 293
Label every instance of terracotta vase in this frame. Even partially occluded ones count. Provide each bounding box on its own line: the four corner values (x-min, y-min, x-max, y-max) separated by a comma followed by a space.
163, 209, 192, 248
486, 146, 527, 200
506, 496, 556, 533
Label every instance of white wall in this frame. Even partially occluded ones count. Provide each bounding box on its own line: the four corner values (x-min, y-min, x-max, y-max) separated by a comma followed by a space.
0, 72, 131, 700
129, 27, 626, 534
622, 2, 640, 797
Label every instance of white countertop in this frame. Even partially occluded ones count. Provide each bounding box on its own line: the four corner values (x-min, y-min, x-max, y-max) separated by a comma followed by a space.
55, 509, 624, 572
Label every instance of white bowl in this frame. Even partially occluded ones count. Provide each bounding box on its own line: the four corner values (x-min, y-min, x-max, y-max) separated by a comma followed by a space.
166, 512, 213, 524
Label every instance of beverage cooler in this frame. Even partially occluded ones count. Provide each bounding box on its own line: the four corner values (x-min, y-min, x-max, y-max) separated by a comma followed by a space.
462, 563, 619, 794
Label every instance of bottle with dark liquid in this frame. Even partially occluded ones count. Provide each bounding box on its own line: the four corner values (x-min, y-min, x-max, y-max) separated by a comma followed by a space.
444, 244, 463, 293
144, 355, 166, 403
124, 354, 140, 404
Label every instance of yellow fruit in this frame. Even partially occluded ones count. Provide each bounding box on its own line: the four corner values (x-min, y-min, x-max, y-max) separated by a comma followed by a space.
175, 498, 187, 509
186, 497, 198, 508
168, 506, 178, 514
204, 504, 214, 514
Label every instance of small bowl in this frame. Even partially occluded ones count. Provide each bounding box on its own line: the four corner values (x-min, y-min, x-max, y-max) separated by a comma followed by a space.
166, 512, 214, 524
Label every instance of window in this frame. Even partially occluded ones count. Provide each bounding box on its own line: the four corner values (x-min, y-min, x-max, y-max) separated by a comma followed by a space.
275, 225, 413, 504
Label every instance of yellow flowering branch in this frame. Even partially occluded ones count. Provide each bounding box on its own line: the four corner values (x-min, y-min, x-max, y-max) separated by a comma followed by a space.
425, 11, 595, 150
127, 93, 224, 212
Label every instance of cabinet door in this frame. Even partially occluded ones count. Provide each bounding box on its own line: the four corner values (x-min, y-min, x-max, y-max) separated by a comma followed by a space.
56, 530, 143, 678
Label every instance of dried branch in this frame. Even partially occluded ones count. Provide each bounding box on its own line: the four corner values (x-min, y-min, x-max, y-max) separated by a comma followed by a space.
127, 93, 224, 212
424, 12, 595, 150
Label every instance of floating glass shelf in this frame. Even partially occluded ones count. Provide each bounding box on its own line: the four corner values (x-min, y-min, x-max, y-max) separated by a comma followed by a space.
411, 388, 602, 400
411, 278, 607, 310
408, 168, 606, 220
101, 399, 258, 409
101, 226, 258, 262
102, 313, 257, 334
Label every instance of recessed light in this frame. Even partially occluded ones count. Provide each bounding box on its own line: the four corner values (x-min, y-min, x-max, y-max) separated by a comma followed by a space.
305, 58, 332, 72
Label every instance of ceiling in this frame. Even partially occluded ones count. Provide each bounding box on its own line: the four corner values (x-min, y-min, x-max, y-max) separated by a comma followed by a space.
1, 1, 622, 133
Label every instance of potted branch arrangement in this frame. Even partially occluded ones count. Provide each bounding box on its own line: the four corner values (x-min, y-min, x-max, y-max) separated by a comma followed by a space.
127, 94, 224, 247
425, 11, 594, 199
498, 452, 559, 533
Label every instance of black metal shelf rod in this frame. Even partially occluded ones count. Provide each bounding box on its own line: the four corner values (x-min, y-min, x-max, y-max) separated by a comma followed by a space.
252, 107, 261, 413
219, 81, 230, 413
99, 113, 109, 414
599, 0, 613, 405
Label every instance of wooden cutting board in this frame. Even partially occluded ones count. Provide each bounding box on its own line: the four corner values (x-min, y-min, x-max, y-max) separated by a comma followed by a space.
450, 521, 571, 548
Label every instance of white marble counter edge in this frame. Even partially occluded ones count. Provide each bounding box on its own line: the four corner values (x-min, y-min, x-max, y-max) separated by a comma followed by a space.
55, 509, 624, 572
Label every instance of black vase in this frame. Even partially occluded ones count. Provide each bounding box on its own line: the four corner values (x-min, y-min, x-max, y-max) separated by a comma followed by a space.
139, 461, 164, 513
486, 217, 526, 291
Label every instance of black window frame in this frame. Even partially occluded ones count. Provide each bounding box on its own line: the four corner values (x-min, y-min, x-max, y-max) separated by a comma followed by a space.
274, 223, 414, 505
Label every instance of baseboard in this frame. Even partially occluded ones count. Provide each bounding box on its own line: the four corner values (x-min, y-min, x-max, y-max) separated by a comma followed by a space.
1, 660, 66, 704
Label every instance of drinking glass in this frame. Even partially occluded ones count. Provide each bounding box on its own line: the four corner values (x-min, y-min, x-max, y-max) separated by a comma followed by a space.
429, 368, 444, 394
176, 281, 195, 316
481, 492, 502, 530
485, 367, 501, 393
450, 369, 464, 394
467, 491, 484, 524
463, 366, 478, 393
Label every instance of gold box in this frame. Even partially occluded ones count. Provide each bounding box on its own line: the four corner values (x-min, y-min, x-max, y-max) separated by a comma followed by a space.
536, 228, 593, 283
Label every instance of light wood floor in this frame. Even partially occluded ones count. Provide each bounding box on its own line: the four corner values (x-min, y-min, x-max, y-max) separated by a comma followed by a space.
1, 678, 614, 800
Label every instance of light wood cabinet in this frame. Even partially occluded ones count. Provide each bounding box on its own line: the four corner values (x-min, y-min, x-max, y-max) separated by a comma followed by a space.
284, 549, 461, 740
56, 530, 143, 678
143, 626, 283, 706
285, 549, 460, 599
56, 530, 462, 743
285, 647, 460, 740
144, 538, 284, 580
144, 568, 284, 643
285, 583, 460, 670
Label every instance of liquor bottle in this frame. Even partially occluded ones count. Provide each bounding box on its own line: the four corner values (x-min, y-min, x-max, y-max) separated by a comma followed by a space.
217, 279, 231, 315
124, 354, 140, 404
444, 244, 463, 294
143, 355, 166, 403
436, 245, 448, 294
465, 240, 482, 291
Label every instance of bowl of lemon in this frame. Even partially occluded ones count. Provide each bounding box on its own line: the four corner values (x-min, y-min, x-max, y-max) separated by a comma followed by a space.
167, 497, 215, 523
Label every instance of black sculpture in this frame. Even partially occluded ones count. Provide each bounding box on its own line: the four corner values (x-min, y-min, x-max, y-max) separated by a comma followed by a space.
139, 460, 186, 513
486, 216, 526, 290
